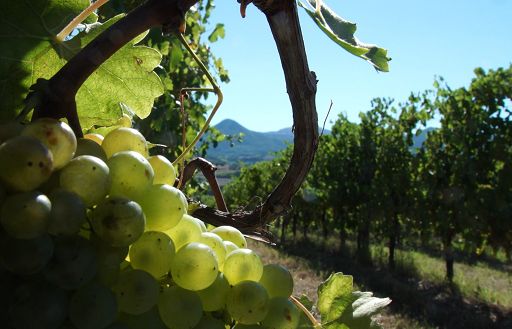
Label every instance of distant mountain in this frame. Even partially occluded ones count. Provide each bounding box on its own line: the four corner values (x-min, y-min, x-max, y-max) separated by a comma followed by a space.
206, 119, 431, 165
206, 119, 294, 164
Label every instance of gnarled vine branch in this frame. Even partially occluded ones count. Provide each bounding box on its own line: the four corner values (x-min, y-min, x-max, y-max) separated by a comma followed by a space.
30, 0, 318, 235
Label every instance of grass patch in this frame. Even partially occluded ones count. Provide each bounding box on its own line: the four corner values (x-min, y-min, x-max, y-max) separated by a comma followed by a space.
370, 245, 512, 308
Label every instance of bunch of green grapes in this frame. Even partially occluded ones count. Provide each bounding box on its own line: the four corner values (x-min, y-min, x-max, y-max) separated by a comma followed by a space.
0, 119, 301, 329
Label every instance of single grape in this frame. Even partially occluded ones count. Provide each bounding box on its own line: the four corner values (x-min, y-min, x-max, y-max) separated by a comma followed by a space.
259, 264, 294, 298
147, 155, 177, 185
75, 138, 108, 161
44, 235, 98, 290
164, 214, 203, 250
224, 240, 239, 254
118, 306, 167, 329
60, 155, 111, 206
189, 215, 207, 232
22, 118, 77, 169
0, 135, 53, 191
1, 191, 51, 239
211, 225, 247, 248
0, 232, 54, 275
196, 272, 230, 311
8, 281, 68, 329
116, 113, 133, 128
138, 184, 187, 231
92, 236, 128, 286
69, 281, 118, 329
158, 285, 203, 329
198, 231, 227, 270
107, 151, 154, 200
226, 281, 269, 324
90, 197, 146, 247
84, 133, 104, 145
261, 297, 300, 329
170, 242, 218, 291
112, 269, 160, 315
223, 248, 264, 285
47, 189, 87, 236
129, 231, 175, 279
102, 127, 149, 158
193, 314, 226, 329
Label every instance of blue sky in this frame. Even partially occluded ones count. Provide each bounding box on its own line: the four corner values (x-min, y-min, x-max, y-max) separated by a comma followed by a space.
205, 0, 512, 132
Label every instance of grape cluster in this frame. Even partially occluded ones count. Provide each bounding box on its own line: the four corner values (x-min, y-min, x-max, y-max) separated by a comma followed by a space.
0, 119, 301, 329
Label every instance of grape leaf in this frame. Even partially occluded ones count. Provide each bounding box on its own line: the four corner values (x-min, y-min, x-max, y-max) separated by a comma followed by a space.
317, 273, 391, 329
0, 0, 164, 130
299, 0, 390, 72
317, 273, 354, 323
0, 0, 90, 122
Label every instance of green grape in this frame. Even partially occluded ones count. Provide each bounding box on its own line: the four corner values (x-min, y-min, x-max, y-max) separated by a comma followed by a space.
259, 264, 294, 298
8, 282, 68, 329
138, 184, 187, 231
60, 155, 111, 206
226, 281, 269, 325
170, 242, 219, 291
189, 215, 207, 232
0, 231, 54, 274
107, 151, 154, 200
22, 118, 77, 169
261, 297, 300, 329
198, 231, 227, 270
223, 248, 264, 285
147, 155, 177, 185
116, 113, 133, 128
196, 272, 230, 311
84, 133, 104, 145
0, 135, 53, 191
129, 231, 175, 279
102, 127, 149, 158
164, 214, 203, 250
91, 233, 130, 265
118, 306, 167, 329
91, 236, 129, 286
91, 197, 146, 247
112, 269, 160, 315
1, 191, 51, 239
193, 314, 226, 329
224, 240, 239, 254
47, 189, 87, 236
69, 281, 118, 329
211, 226, 247, 248
158, 285, 203, 329
44, 235, 98, 290
75, 138, 108, 161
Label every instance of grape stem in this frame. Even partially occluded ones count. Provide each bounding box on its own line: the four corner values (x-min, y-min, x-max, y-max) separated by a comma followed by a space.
172, 33, 224, 167
290, 295, 322, 329
179, 157, 228, 212
55, 0, 111, 42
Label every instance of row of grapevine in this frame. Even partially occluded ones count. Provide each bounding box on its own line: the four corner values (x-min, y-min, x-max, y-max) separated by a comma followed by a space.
224, 66, 512, 281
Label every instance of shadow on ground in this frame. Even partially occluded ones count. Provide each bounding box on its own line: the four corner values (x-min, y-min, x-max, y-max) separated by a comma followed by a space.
278, 239, 512, 329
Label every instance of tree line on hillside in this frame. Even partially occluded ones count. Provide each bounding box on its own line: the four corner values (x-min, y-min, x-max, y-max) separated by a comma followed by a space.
222, 66, 512, 281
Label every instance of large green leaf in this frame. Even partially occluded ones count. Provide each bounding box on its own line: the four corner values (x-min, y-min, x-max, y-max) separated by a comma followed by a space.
317, 273, 355, 324
317, 273, 391, 329
299, 0, 390, 72
0, 0, 90, 122
0, 0, 164, 129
